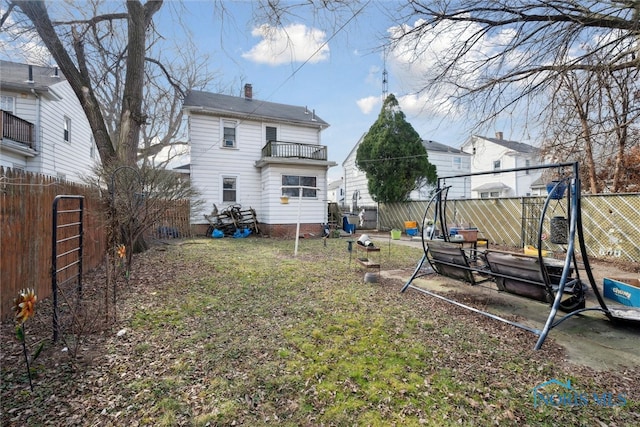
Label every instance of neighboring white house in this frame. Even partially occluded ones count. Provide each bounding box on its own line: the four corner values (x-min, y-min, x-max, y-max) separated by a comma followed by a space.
461, 132, 542, 198
342, 133, 376, 212
183, 84, 336, 237
413, 140, 472, 200
342, 136, 471, 207
327, 178, 344, 205
1, 60, 98, 182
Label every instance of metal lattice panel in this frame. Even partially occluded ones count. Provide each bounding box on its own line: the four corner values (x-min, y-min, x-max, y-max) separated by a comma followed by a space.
380, 193, 640, 262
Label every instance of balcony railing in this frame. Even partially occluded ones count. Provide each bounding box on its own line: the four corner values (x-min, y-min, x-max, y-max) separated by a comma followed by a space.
1, 110, 35, 149
261, 140, 327, 161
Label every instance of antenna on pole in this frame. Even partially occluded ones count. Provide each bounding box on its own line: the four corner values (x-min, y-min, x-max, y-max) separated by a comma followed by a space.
382, 47, 389, 100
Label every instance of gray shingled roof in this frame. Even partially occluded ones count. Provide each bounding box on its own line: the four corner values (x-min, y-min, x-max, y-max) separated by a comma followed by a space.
422, 139, 468, 154
0, 60, 66, 93
183, 90, 329, 128
481, 136, 537, 153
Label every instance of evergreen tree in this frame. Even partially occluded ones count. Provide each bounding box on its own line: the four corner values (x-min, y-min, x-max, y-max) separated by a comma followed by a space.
356, 94, 437, 203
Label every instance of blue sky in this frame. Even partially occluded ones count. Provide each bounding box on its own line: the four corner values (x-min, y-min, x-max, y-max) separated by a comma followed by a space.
1, 1, 531, 180
154, 1, 501, 180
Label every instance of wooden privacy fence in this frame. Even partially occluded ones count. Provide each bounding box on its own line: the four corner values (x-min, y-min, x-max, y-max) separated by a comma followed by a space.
0, 167, 107, 320
1, 167, 192, 320
379, 193, 640, 263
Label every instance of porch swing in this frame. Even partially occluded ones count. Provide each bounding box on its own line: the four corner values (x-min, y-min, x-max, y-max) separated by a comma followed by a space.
401, 161, 640, 350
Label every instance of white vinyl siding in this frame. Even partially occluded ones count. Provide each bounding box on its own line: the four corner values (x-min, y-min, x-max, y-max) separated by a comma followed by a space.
0, 80, 96, 182
188, 108, 329, 226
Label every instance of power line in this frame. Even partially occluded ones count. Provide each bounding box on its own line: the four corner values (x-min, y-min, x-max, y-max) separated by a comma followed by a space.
196, 2, 371, 155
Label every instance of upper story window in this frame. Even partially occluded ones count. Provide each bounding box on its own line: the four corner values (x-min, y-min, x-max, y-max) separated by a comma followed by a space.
453, 156, 462, 169
1, 95, 15, 113
223, 120, 237, 148
222, 176, 237, 202
525, 159, 531, 175
266, 126, 277, 143
90, 136, 96, 158
282, 175, 317, 198
64, 116, 71, 143
493, 160, 501, 170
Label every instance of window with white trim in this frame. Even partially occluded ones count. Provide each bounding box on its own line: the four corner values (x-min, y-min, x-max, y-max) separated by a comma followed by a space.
222, 176, 237, 202
282, 175, 317, 198
63, 116, 71, 143
493, 160, 501, 170
266, 126, 277, 143
1, 95, 15, 113
453, 156, 461, 169
222, 120, 237, 148
480, 191, 500, 199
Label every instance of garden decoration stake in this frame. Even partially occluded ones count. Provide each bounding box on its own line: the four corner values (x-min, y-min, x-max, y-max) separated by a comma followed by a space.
13, 288, 43, 391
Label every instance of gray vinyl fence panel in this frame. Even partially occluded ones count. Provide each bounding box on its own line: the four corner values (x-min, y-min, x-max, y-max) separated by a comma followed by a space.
379, 193, 640, 263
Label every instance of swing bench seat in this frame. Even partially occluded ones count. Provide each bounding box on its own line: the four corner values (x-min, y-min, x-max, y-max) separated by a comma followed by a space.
425, 241, 587, 312
483, 250, 587, 311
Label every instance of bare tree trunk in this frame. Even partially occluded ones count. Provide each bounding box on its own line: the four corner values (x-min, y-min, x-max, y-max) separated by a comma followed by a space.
16, 0, 117, 166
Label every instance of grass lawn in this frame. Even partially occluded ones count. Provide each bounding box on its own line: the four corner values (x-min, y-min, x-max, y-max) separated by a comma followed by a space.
2, 237, 638, 426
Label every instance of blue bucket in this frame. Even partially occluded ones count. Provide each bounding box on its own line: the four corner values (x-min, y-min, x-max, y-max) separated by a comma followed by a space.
406, 228, 418, 236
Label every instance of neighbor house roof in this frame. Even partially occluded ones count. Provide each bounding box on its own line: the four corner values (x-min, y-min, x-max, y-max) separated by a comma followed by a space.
479, 135, 537, 154
0, 60, 65, 98
183, 90, 329, 129
472, 182, 511, 192
422, 139, 469, 154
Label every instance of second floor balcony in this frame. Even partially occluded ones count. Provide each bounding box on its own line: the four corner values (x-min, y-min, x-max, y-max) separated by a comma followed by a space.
1, 110, 35, 150
261, 140, 328, 161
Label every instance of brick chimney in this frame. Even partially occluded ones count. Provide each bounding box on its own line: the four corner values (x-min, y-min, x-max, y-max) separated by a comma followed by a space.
495, 131, 503, 140
244, 83, 252, 100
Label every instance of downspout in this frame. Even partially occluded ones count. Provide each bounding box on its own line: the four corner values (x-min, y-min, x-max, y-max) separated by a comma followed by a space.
31, 89, 41, 169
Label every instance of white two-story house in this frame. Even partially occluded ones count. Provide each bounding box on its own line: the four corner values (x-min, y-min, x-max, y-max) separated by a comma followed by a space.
1, 60, 98, 182
461, 132, 541, 198
342, 136, 471, 209
184, 84, 336, 237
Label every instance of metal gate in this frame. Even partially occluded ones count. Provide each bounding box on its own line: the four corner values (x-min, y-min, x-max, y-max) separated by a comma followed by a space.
51, 195, 84, 342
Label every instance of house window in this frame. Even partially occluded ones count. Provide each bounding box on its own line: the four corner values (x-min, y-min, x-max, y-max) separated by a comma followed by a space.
282, 175, 317, 198
90, 136, 96, 158
223, 120, 237, 148
266, 126, 277, 143
453, 156, 461, 169
64, 116, 71, 143
1, 95, 15, 113
480, 191, 500, 199
525, 159, 531, 175
222, 177, 237, 202
493, 160, 501, 170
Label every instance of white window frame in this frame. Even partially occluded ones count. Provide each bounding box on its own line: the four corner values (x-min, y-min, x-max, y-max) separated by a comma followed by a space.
453, 156, 462, 169
221, 175, 238, 203
493, 160, 501, 170
90, 136, 96, 158
282, 175, 317, 198
1, 95, 15, 113
265, 124, 278, 144
64, 116, 71, 143
222, 119, 238, 148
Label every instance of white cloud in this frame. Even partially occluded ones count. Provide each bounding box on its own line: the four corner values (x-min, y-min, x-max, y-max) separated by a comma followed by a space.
356, 95, 380, 114
385, 17, 518, 119
242, 23, 330, 65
